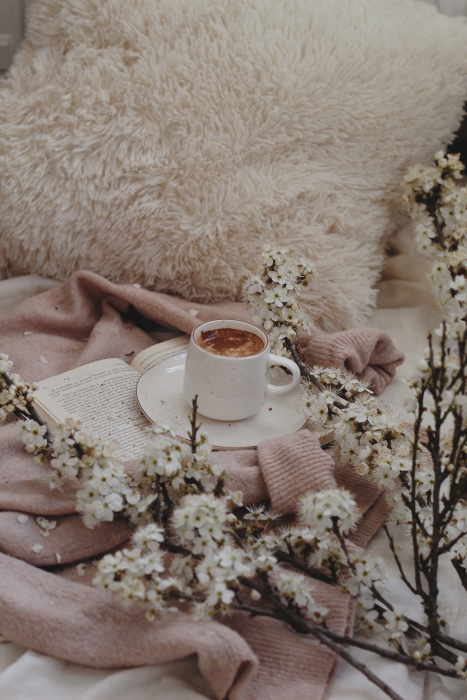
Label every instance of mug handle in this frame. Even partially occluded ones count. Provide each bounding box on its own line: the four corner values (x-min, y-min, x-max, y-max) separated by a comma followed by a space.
266, 353, 301, 395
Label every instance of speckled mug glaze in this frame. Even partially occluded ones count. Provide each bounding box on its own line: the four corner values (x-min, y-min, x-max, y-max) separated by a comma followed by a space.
183, 319, 301, 421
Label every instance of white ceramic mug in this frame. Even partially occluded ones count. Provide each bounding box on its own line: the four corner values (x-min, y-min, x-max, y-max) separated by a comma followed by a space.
183, 319, 301, 421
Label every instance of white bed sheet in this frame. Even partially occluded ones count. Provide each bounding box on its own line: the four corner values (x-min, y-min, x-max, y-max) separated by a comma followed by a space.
0, 229, 464, 700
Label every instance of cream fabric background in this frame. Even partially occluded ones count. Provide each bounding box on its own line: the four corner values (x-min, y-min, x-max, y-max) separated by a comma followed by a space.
1, 230, 466, 699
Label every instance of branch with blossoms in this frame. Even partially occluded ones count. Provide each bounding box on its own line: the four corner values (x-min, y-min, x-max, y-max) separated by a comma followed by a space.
0, 355, 53, 449
241, 237, 467, 691
6, 197, 467, 700
242, 247, 357, 407
402, 151, 466, 307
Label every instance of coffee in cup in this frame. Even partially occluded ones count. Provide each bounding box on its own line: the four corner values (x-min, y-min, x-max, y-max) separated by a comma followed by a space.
196, 328, 265, 358
183, 319, 301, 421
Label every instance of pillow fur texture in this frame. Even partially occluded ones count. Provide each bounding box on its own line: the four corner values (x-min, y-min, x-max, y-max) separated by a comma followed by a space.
1, 0, 467, 330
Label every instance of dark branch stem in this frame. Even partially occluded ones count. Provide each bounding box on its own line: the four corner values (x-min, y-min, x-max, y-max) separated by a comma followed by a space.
2, 371, 54, 443
284, 338, 347, 410
273, 549, 335, 586
162, 537, 197, 558
451, 558, 467, 596
188, 395, 200, 455
239, 576, 406, 700
332, 517, 356, 573
154, 475, 163, 525
284, 337, 324, 389
383, 525, 419, 597
425, 196, 446, 249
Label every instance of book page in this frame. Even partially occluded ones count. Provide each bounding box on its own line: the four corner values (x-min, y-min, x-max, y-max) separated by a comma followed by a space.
131, 335, 190, 374
34, 358, 150, 461
33, 403, 60, 435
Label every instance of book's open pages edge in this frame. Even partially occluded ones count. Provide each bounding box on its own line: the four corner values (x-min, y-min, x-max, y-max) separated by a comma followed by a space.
33, 336, 190, 461
130, 335, 189, 374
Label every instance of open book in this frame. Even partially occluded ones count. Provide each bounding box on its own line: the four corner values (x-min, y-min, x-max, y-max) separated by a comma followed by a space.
33, 336, 190, 461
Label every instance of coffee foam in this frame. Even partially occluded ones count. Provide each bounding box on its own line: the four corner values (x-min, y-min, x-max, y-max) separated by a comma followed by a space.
196, 328, 264, 358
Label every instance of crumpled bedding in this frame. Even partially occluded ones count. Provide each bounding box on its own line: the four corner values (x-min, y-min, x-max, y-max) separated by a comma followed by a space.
0, 224, 466, 700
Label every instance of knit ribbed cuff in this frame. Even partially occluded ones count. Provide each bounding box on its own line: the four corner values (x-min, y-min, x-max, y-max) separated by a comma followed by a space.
227, 579, 354, 700
333, 463, 381, 515
216, 450, 268, 505
257, 431, 336, 515
348, 493, 390, 548
298, 327, 404, 395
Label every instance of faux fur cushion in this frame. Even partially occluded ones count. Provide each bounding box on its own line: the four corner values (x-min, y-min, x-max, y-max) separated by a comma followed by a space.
1, 0, 467, 330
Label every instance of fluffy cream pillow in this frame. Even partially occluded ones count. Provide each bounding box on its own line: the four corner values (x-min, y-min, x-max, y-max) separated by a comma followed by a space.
1, 0, 467, 330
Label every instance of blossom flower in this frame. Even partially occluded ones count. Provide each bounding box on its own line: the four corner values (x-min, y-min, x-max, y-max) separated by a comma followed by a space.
338, 433, 361, 466
310, 534, 347, 570
264, 286, 290, 308
298, 488, 360, 534
244, 503, 268, 521
243, 246, 314, 354
302, 393, 330, 430
246, 275, 264, 294
172, 493, 229, 545
352, 557, 385, 585
383, 608, 409, 639
277, 571, 328, 622
372, 463, 400, 491
450, 275, 467, 303
17, 420, 47, 452
355, 607, 379, 634
0, 354, 13, 374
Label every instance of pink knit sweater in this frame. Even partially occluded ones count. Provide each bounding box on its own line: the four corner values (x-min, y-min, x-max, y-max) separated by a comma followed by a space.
0, 271, 402, 699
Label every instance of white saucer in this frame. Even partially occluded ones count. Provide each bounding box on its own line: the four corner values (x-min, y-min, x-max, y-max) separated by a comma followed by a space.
136, 352, 307, 450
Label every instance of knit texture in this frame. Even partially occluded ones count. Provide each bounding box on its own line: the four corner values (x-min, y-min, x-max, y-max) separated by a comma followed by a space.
299, 327, 405, 394
1, 0, 467, 329
0, 553, 257, 700
216, 450, 268, 504
258, 431, 336, 514
0, 430, 382, 700
0, 272, 396, 699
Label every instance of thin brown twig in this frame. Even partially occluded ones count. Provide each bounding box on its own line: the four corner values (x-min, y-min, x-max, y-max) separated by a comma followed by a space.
2, 371, 54, 443
284, 338, 347, 410
425, 195, 446, 249
273, 549, 335, 586
284, 337, 324, 390
188, 395, 200, 454
332, 517, 357, 573
239, 577, 406, 700
154, 475, 163, 525
237, 579, 463, 689
383, 525, 419, 597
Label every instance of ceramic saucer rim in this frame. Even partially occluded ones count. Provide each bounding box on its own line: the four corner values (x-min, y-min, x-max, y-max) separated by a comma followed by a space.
136, 355, 308, 451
